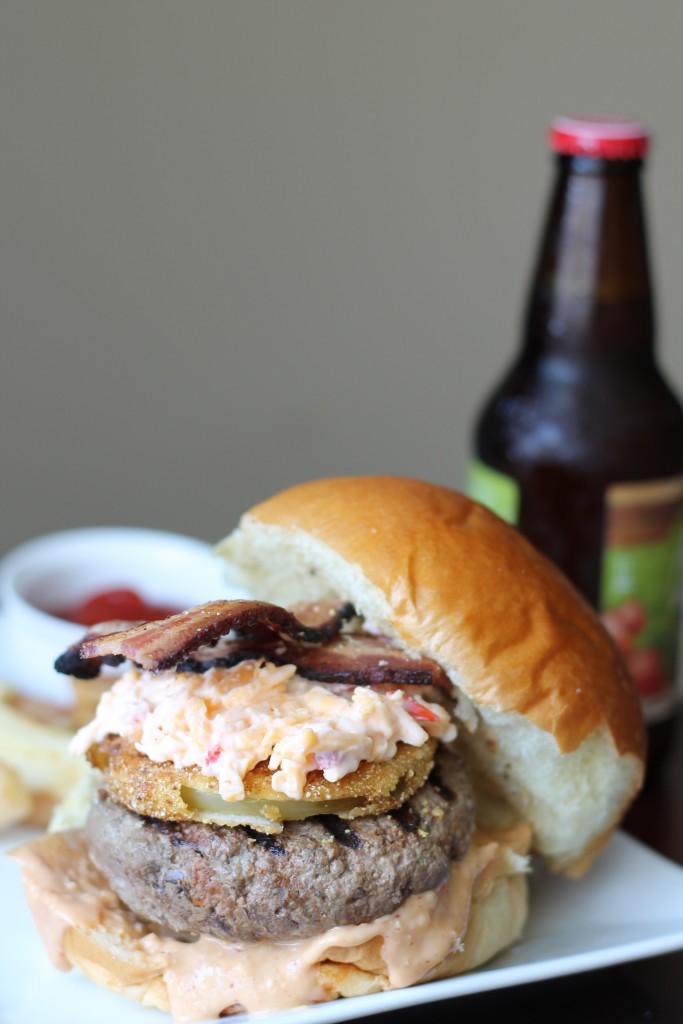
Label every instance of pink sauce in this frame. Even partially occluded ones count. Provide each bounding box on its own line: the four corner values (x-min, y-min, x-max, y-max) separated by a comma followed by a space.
8, 829, 524, 1021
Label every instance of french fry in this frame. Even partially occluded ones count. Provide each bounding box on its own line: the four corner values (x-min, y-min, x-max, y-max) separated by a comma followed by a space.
0, 678, 86, 830
0, 761, 32, 830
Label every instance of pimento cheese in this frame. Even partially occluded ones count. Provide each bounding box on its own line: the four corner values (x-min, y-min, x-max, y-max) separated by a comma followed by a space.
70, 660, 456, 800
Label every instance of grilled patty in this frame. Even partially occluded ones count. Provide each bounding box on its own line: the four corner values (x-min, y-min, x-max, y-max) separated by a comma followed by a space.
86, 748, 474, 942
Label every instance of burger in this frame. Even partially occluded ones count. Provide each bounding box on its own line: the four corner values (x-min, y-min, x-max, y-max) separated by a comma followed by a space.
11, 477, 646, 1020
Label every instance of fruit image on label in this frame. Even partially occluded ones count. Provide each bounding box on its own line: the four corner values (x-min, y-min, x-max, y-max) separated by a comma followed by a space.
600, 477, 683, 722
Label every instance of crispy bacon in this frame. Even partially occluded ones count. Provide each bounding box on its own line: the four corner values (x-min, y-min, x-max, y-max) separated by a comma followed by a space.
291, 635, 451, 690
54, 620, 142, 679
55, 600, 451, 692
178, 633, 451, 691
75, 600, 356, 673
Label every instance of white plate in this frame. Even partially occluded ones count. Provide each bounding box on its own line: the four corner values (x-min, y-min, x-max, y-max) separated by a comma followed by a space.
2, 826, 683, 1024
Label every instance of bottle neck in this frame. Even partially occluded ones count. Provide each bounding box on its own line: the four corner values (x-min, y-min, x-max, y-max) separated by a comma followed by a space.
522, 155, 655, 360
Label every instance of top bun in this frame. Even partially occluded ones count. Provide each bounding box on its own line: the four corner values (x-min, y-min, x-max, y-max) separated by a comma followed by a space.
216, 476, 646, 875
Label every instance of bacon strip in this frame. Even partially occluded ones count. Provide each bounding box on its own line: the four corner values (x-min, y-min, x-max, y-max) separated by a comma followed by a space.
54, 620, 142, 679
57, 600, 450, 692
76, 600, 356, 673
179, 633, 451, 691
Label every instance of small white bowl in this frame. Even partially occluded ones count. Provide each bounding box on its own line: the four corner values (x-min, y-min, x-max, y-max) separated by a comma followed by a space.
0, 527, 247, 705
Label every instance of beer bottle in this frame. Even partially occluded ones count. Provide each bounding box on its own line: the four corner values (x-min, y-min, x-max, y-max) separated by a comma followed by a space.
467, 117, 683, 755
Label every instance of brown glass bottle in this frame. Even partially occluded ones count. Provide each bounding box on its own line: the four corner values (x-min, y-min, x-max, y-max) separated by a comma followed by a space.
468, 118, 683, 762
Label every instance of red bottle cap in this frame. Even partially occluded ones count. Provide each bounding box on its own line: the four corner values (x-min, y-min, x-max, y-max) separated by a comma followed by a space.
548, 116, 650, 160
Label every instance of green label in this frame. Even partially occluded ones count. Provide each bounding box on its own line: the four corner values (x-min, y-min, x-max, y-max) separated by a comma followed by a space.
466, 460, 683, 721
466, 459, 520, 525
600, 477, 683, 721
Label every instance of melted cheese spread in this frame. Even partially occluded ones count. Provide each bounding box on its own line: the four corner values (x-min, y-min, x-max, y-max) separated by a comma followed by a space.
70, 661, 456, 800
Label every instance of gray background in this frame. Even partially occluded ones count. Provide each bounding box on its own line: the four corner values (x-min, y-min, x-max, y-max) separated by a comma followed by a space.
2, 1, 682, 555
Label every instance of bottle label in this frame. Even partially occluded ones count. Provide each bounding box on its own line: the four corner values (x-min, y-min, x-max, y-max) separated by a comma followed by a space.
465, 459, 683, 721
466, 459, 520, 525
600, 477, 683, 722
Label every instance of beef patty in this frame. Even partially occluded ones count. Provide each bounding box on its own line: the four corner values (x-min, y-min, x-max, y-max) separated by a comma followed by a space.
86, 748, 473, 942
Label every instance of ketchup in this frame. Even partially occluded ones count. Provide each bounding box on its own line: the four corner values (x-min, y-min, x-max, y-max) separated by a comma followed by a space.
53, 587, 180, 626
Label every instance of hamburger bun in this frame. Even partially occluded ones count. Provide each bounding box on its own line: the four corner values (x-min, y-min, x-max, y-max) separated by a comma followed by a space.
217, 475, 646, 874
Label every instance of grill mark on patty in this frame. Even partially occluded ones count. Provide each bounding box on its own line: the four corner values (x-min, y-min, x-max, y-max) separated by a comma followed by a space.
389, 804, 420, 833
241, 826, 286, 855
146, 816, 207, 856
316, 816, 363, 849
430, 766, 455, 801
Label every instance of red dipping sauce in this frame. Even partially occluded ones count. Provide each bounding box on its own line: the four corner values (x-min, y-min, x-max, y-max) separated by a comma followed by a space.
53, 587, 180, 626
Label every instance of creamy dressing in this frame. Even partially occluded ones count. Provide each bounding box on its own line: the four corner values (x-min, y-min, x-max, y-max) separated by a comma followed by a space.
8, 830, 142, 972
70, 662, 455, 800
9, 828, 525, 1021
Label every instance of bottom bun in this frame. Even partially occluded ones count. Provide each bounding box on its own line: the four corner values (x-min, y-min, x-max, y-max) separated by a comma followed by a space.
14, 827, 529, 1019
64, 873, 528, 1013
314, 872, 528, 1000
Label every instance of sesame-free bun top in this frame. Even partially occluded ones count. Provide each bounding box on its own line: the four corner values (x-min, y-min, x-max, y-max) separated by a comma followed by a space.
216, 476, 646, 874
